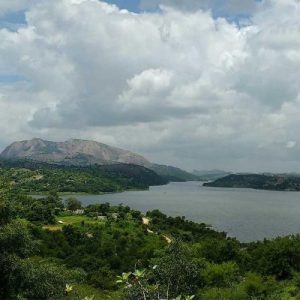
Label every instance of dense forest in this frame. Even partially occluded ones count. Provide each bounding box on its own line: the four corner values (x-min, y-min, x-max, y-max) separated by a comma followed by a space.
204, 174, 300, 191
0, 159, 167, 194
2, 165, 300, 299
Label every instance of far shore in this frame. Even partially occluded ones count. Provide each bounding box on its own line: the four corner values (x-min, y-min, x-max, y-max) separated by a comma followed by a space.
29, 181, 203, 198
29, 186, 151, 197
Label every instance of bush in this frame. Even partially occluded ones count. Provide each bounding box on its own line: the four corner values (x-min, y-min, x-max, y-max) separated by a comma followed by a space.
16, 258, 85, 299
200, 262, 240, 288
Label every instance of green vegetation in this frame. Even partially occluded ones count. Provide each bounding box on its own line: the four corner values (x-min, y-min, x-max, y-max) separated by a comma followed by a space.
0, 159, 167, 194
42, 214, 100, 231
204, 173, 300, 191
65, 197, 82, 211
2, 165, 300, 299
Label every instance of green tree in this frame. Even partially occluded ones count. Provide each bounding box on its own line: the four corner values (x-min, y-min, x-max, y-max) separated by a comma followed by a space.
66, 197, 82, 211
247, 236, 300, 279
0, 219, 35, 299
200, 262, 240, 288
151, 241, 199, 298
15, 258, 85, 299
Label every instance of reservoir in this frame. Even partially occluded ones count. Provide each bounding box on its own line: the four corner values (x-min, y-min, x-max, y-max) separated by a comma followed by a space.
61, 181, 300, 242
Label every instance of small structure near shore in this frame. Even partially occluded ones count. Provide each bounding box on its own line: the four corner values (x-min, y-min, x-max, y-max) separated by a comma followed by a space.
142, 217, 150, 225
111, 213, 119, 220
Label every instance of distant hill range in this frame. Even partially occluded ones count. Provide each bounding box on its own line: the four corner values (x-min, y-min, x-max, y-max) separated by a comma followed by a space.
0, 138, 198, 182
203, 174, 300, 191
151, 164, 199, 182
192, 169, 231, 180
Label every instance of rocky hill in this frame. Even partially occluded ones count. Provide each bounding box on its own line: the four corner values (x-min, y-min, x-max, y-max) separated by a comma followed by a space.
0, 138, 150, 167
0, 138, 199, 182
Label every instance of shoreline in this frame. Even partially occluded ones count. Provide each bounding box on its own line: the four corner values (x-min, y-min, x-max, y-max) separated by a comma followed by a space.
28, 186, 151, 197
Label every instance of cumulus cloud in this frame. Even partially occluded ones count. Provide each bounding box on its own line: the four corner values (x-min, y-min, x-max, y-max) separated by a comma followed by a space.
1, 0, 300, 171
139, 0, 259, 16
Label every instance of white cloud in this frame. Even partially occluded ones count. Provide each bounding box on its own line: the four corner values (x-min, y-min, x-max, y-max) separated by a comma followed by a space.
118, 69, 174, 109
139, 0, 258, 16
0, 0, 38, 16
286, 141, 296, 149
1, 0, 300, 171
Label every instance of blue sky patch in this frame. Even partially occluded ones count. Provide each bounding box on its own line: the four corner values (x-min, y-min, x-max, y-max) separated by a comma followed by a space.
0, 74, 27, 84
0, 10, 26, 30
105, 0, 141, 12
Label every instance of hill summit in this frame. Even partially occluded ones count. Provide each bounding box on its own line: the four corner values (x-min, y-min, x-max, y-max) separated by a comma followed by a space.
0, 138, 150, 167
0, 138, 200, 182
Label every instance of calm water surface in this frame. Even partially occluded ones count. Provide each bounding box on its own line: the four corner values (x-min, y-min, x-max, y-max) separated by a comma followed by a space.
63, 181, 300, 242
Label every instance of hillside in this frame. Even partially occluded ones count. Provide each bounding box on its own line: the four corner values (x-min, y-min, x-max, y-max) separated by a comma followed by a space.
0, 138, 198, 182
0, 159, 167, 193
203, 174, 300, 191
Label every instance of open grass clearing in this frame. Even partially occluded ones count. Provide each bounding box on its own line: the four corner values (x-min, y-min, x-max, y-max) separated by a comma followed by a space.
43, 214, 104, 231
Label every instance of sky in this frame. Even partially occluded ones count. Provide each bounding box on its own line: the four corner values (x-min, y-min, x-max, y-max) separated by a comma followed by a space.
0, 0, 300, 172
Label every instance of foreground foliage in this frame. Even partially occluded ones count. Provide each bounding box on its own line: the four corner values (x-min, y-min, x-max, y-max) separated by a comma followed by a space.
2, 172, 300, 299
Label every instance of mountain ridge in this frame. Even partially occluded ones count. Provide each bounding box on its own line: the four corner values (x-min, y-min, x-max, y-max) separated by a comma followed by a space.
0, 138, 199, 182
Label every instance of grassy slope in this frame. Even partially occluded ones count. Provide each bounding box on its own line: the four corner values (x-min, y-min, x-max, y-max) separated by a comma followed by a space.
42, 215, 103, 231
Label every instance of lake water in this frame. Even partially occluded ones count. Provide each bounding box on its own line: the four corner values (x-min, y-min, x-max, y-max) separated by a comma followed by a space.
62, 181, 300, 242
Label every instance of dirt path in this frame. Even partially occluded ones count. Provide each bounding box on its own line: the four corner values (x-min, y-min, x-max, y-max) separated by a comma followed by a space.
143, 216, 172, 244
162, 235, 172, 244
